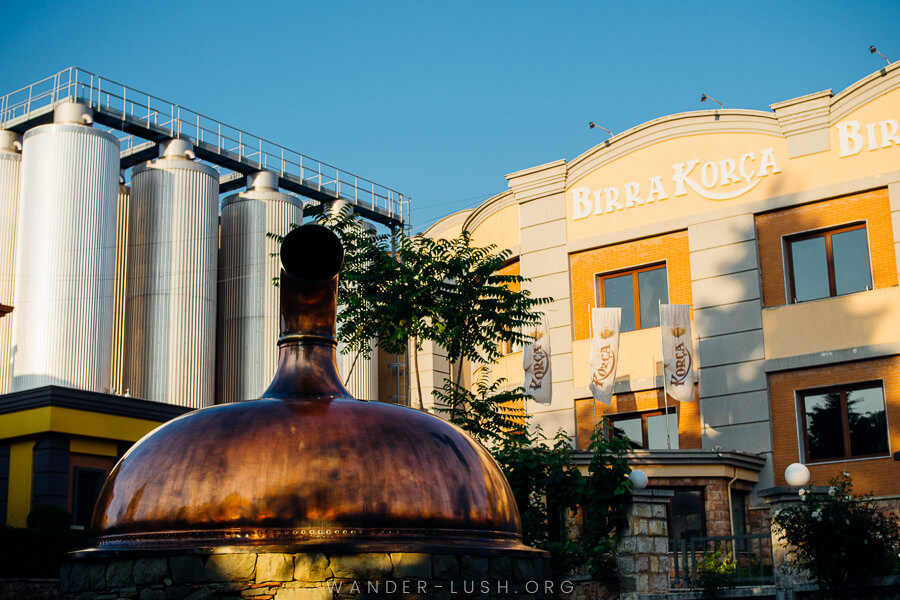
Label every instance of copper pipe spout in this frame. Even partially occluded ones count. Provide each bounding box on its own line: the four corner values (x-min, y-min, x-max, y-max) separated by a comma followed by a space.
262, 224, 351, 400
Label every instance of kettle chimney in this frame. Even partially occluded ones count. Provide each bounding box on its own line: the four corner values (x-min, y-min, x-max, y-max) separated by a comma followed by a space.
263, 224, 351, 400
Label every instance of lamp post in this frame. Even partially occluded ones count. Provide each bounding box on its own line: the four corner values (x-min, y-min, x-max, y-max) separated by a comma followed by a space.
784, 463, 810, 488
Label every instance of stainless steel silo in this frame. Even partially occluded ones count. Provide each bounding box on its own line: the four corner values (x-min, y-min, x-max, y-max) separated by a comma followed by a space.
11, 102, 119, 393
124, 139, 218, 408
328, 200, 379, 402
0, 131, 22, 394
216, 171, 303, 403
110, 181, 130, 394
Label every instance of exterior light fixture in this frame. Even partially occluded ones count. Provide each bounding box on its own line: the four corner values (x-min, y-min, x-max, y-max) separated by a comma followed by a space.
588, 122, 613, 136
629, 469, 649, 489
700, 94, 724, 110
784, 462, 810, 487
870, 45, 891, 64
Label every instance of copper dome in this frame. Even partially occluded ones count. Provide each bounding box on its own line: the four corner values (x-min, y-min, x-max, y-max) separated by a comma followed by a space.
91, 224, 525, 552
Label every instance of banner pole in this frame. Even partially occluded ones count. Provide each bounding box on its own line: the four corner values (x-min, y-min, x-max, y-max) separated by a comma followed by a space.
660, 301, 672, 450
589, 305, 598, 433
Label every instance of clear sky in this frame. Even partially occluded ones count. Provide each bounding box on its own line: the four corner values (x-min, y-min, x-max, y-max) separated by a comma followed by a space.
2, 0, 898, 231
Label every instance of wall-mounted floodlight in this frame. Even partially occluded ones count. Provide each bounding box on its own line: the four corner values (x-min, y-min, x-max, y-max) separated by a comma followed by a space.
588, 122, 613, 137
700, 94, 724, 110
870, 45, 891, 65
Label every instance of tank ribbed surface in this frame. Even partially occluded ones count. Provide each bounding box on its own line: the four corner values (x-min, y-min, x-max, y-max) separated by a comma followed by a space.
11, 124, 119, 393
338, 337, 379, 401
110, 184, 130, 394
125, 158, 218, 408
0, 151, 21, 394
216, 190, 302, 403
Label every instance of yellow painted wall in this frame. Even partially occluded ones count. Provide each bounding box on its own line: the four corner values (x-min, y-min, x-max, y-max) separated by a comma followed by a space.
69, 437, 119, 457
0, 407, 165, 444
7, 439, 34, 527
565, 87, 900, 243
469, 204, 519, 253
762, 287, 900, 360
572, 327, 663, 388
492, 352, 524, 387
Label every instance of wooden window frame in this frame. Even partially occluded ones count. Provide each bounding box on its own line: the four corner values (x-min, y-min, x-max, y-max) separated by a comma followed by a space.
595, 262, 668, 331
609, 406, 677, 449
784, 223, 870, 304
797, 380, 889, 463
667, 486, 707, 542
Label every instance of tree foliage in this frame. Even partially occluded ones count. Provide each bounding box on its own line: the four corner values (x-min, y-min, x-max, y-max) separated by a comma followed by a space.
582, 423, 634, 582
437, 372, 632, 581
308, 207, 550, 409
772, 472, 900, 597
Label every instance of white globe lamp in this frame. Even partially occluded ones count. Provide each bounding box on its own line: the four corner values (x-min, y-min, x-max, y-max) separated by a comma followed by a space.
784, 463, 810, 487
629, 469, 649, 489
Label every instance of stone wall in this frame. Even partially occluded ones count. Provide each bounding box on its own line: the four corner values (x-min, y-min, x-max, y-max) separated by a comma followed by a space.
0, 578, 59, 600
60, 549, 553, 600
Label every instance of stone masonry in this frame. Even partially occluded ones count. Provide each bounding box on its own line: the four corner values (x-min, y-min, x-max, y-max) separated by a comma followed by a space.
617, 489, 673, 598
60, 549, 553, 600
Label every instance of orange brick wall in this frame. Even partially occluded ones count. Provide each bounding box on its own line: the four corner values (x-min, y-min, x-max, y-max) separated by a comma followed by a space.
570, 231, 692, 341
756, 188, 897, 308
769, 355, 900, 496
574, 385, 701, 450
496, 259, 521, 292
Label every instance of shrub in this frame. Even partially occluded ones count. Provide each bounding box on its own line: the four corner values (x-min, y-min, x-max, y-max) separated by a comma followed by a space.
26, 503, 72, 530
772, 472, 900, 596
695, 548, 736, 599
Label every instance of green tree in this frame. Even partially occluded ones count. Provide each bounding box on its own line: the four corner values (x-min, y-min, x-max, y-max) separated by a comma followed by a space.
431, 231, 549, 390
309, 208, 549, 411
581, 421, 633, 583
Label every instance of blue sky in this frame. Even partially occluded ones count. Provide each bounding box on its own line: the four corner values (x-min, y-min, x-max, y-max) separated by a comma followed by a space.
2, 0, 898, 231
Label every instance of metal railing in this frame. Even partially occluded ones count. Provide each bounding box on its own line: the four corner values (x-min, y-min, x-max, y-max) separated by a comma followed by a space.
670, 534, 774, 588
0, 67, 408, 225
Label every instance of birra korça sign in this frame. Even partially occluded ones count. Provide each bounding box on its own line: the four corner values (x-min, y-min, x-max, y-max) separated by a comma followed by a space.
570, 147, 781, 220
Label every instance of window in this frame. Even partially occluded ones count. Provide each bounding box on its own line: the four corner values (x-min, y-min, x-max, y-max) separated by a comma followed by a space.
669, 488, 705, 542
596, 264, 668, 332
786, 224, 872, 303
72, 467, 106, 528
799, 382, 889, 462
610, 408, 679, 450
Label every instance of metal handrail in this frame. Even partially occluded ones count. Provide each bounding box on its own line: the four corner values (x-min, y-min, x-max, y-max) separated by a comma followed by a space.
669, 533, 774, 588
0, 66, 409, 224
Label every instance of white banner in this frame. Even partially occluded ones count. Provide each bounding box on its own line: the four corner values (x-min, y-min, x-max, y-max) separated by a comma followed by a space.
589, 307, 621, 405
523, 314, 552, 404
660, 304, 695, 402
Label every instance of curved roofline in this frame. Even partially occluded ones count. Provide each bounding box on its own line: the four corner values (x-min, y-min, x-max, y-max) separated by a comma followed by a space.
422, 207, 473, 238
568, 65, 900, 184
831, 61, 900, 123
567, 109, 780, 184
463, 189, 517, 233
425, 65, 900, 237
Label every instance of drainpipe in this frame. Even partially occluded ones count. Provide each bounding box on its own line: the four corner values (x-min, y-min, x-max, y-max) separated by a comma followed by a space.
726, 466, 738, 557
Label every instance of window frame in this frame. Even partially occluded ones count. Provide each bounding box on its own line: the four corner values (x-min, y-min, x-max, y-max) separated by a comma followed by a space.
72, 466, 108, 528
608, 406, 678, 450
595, 262, 669, 331
667, 486, 707, 543
796, 380, 890, 464
783, 222, 872, 304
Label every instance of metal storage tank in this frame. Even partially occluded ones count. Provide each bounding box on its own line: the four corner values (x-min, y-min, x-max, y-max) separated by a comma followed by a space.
0, 131, 22, 394
216, 171, 303, 403
124, 139, 218, 408
110, 180, 130, 394
10, 102, 119, 393
328, 200, 379, 402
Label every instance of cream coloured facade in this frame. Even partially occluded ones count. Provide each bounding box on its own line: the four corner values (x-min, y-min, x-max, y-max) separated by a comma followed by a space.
421, 63, 900, 504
